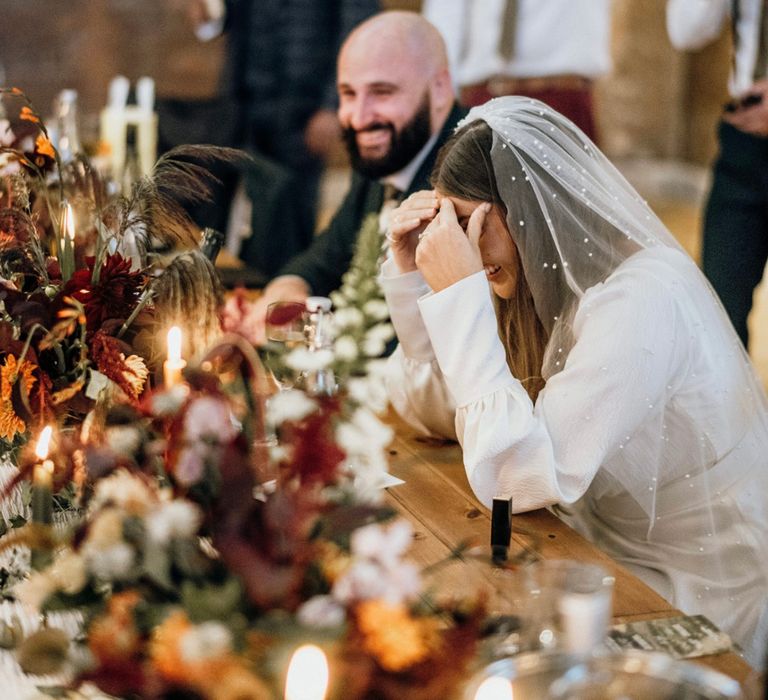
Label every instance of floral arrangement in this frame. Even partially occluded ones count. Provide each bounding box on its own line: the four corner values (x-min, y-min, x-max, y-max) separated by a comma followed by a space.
0, 88, 227, 457
0, 210, 487, 699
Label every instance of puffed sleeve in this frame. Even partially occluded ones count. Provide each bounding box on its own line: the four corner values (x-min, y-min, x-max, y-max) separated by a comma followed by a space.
380, 258, 457, 440
416, 266, 686, 512
666, 0, 729, 50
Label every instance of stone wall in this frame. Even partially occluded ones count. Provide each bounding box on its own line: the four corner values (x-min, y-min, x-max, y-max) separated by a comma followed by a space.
0, 0, 730, 165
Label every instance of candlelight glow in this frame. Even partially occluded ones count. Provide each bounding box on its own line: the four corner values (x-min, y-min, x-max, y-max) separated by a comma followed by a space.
474, 676, 514, 700
284, 644, 329, 700
35, 425, 53, 460
167, 326, 182, 364
64, 202, 75, 241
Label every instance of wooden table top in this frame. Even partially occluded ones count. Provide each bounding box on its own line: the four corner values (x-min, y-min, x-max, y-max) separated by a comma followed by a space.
382, 411, 755, 687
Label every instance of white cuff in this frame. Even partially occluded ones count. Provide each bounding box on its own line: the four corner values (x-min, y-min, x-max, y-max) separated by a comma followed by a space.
418, 271, 517, 406
380, 258, 435, 361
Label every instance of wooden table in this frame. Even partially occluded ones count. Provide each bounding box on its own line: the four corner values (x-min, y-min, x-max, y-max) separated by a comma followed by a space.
382, 411, 755, 687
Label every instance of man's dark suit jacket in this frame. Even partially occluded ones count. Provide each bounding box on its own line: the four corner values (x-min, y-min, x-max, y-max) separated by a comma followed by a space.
279, 103, 467, 296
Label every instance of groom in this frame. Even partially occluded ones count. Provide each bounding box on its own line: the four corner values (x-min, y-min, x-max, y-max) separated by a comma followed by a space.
242, 11, 465, 343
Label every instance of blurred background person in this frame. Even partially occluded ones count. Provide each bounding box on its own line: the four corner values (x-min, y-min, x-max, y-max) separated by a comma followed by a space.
422, 0, 611, 143
180, 0, 380, 277
667, 0, 768, 350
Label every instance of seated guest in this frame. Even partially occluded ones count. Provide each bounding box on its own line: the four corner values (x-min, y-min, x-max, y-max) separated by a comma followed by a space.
382, 97, 768, 667
242, 11, 464, 343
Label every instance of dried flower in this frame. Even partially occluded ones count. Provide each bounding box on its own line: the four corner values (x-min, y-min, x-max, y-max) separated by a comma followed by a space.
34, 134, 55, 159
0, 353, 37, 442
356, 600, 437, 671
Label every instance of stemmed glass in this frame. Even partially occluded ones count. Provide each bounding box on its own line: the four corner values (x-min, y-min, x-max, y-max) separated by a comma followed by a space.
264, 301, 308, 389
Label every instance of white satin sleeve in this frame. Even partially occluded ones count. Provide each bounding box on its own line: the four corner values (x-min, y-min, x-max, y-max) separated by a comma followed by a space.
379, 258, 457, 439
417, 268, 685, 512
665, 0, 729, 50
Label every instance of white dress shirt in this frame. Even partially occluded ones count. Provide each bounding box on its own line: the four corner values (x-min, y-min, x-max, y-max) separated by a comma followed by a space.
422, 0, 611, 88
667, 0, 765, 96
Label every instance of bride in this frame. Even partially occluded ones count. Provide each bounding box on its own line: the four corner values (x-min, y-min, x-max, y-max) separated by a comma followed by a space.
381, 96, 768, 667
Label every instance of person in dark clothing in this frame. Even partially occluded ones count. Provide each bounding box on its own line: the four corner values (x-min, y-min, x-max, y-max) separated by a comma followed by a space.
184, 0, 379, 274
245, 11, 464, 344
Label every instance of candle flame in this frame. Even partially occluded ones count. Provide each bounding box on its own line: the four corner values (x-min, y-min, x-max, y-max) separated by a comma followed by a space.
64, 203, 75, 241
474, 676, 514, 700
284, 644, 329, 700
35, 425, 53, 460
167, 326, 182, 364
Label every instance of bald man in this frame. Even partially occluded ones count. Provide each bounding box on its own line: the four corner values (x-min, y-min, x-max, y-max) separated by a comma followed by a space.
246, 11, 464, 343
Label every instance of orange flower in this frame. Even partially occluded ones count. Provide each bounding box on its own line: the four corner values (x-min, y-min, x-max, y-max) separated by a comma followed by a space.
35, 134, 55, 159
356, 600, 439, 672
149, 609, 193, 683
197, 661, 271, 700
88, 590, 142, 664
0, 353, 37, 442
19, 105, 40, 124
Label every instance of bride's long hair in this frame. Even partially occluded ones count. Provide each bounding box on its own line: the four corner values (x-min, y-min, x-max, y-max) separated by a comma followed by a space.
432, 120, 548, 401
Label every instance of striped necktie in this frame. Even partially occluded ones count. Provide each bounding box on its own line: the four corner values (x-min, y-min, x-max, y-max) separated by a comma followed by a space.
498, 0, 518, 62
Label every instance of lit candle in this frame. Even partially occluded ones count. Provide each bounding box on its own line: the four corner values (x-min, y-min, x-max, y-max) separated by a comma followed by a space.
474, 676, 514, 700
284, 644, 329, 700
163, 326, 186, 387
59, 203, 76, 281
31, 426, 54, 525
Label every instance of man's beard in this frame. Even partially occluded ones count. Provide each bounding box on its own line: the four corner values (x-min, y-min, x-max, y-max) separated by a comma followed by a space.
342, 94, 432, 179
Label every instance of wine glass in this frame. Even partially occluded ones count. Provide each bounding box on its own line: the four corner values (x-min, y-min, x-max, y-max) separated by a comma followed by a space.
264, 301, 308, 389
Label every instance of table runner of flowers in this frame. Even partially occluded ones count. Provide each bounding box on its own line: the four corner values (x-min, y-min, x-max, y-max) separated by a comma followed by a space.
0, 90, 487, 699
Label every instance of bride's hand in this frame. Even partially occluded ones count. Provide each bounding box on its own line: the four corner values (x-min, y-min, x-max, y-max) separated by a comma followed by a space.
387, 190, 439, 273
415, 198, 489, 292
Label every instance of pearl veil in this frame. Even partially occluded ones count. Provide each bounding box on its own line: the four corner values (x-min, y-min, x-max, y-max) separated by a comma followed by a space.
450, 98, 768, 661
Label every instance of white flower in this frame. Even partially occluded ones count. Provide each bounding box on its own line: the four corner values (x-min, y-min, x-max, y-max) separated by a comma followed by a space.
285, 347, 334, 372
352, 408, 394, 448
333, 549, 423, 608
329, 291, 347, 308
0, 152, 20, 177
332, 561, 389, 603
333, 306, 364, 330
145, 500, 201, 544
335, 422, 369, 458
85, 542, 135, 581
362, 299, 389, 321
333, 335, 359, 362
351, 520, 413, 566
150, 384, 189, 416
184, 397, 237, 443
350, 470, 387, 504
381, 560, 422, 604
50, 550, 87, 595
0, 120, 14, 147
180, 621, 233, 663
362, 324, 395, 357
105, 425, 143, 457
91, 470, 155, 515
347, 376, 388, 413
297, 595, 346, 628
267, 390, 317, 425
